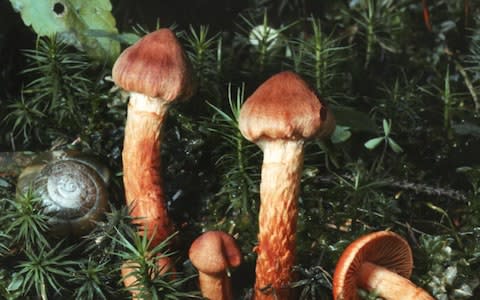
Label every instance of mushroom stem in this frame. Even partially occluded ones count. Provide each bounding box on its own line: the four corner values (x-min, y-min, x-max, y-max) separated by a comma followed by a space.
255, 139, 304, 300
121, 256, 172, 299
123, 92, 174, 253
198, 272, 233, 300
358, 262, 434, 300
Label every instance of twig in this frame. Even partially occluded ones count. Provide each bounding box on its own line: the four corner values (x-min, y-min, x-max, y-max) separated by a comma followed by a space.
453, 58, 479, 112
445, 47, 480, 112
315, 173, 467, 201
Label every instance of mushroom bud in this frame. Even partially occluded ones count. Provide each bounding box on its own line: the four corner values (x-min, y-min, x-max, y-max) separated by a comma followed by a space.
238, 71, 335, 299
189, 231, 242, 300
112, 28, 193, 268
333, 231, 434, 300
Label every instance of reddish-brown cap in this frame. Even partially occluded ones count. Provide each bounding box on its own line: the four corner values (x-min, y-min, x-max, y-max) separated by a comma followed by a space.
112, 28, 193, 101
238, 71, 334, 143
189, 231, 242, 275
332, 231, 414, 300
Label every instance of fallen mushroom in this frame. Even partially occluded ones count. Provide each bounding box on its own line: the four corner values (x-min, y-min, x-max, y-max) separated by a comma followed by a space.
238, 71, 335, 299
112, 28, 193, 270
332, 230, 434, 300
189, 231, 242, 300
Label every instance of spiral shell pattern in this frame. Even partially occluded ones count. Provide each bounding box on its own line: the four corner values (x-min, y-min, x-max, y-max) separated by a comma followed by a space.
17, 151, 109, 236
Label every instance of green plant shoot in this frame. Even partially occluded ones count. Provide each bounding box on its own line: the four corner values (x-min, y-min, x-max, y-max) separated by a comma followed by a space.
364, 119, 403, 153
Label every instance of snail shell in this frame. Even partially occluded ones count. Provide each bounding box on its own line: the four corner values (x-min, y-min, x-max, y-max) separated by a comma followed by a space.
17, 151, 110, 236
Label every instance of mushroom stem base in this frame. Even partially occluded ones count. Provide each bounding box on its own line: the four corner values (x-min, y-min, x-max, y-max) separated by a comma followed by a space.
121, 256, 173, 299
198, 273, 232, 300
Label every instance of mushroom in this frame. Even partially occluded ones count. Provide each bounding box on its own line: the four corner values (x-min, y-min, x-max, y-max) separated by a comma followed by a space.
238, 71, 335, 299
332, 231, 434, 300
189, 231, 242, 300
112, 28, 193, 267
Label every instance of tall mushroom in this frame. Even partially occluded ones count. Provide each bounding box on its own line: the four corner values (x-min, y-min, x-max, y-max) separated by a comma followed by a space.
238, 71, 335, 299
112, 29, 193, 269
333, 231, 434, 300
189, 231, 242, 300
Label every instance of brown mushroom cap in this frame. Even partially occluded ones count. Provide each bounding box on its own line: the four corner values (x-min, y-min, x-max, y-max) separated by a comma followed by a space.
112, 28, 193, 101
238, 71, 334, 143
332, 231, 414, 300
189, 231, 242, 275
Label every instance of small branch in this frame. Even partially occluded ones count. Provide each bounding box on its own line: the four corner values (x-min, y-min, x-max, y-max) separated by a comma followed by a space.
453, 58, 479, 112
445, 47, 480, 112
316, 173, 467, 201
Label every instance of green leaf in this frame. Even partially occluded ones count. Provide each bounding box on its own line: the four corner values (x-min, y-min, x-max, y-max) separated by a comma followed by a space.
387, 138, 403, 153
0, 178, 11, 188
113, 32, 141, 45
6, 275, 23, 292
331, 125, 351, 144
9, 0, 119, 62
382, 119, 391, 136
364, 137, 384, 150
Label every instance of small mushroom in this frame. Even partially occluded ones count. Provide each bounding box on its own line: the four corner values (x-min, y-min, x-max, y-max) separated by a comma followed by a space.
189, 231, 242, 300
332, 231, 434, 300
112, 28, 193, 259
238, 71, 334, 299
